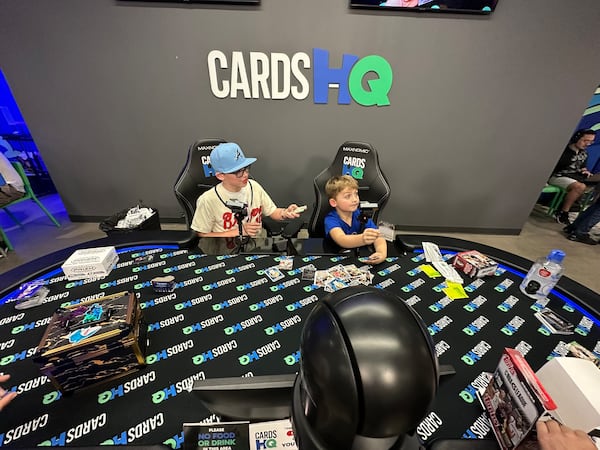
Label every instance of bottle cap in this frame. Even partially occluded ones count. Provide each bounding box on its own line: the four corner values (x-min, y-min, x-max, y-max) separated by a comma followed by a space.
547, 249, 565, 263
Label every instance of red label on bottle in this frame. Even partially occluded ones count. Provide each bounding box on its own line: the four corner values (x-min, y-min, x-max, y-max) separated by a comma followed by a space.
538, 268, 551, 277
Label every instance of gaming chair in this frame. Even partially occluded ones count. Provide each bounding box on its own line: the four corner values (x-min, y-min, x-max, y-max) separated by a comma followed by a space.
173, 138, 284, 236
307, 141, 391, 238
174, 138, 227, 227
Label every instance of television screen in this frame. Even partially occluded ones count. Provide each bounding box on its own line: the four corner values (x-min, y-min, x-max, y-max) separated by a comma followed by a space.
350, 0, 498, 14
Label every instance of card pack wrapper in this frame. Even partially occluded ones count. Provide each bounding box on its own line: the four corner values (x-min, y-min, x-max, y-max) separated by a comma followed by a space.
61, 246, 119, 281
480, 348, 556, 450
34, 291, 146, 394
452, 250, 498, 278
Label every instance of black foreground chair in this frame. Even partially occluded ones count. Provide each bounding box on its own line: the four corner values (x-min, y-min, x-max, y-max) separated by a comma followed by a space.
307, 141, 391, 238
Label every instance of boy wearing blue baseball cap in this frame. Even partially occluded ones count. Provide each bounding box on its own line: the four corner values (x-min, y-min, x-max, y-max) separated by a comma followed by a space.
191, 142, 300, 237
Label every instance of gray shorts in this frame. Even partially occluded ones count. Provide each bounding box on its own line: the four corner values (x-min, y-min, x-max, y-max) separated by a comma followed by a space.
547, 176, 579, 190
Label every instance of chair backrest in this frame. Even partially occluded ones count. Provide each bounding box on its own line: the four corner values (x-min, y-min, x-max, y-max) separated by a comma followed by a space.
173, 138, 227, 226
307, 141, 391, 238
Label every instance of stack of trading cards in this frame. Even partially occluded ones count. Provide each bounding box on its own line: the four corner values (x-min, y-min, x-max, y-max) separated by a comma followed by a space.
534, 307, 575, 335
312, 264, 373, 293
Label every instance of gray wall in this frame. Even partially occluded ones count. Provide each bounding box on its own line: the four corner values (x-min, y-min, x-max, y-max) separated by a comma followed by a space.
1, 0, 600, 233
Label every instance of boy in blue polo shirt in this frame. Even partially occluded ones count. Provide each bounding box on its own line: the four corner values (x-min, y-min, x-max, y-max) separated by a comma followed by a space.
324, 175, 387, 264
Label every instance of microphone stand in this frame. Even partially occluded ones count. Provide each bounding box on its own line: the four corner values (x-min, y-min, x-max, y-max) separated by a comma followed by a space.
235, 211, 250, 248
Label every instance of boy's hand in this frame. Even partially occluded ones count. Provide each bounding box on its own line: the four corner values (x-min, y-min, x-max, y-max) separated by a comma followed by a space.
362, 228, 380, 245
0, 374, 18, 411
282, 204, 300, 220
365, 252, 385, 265
241, 221, 262, 237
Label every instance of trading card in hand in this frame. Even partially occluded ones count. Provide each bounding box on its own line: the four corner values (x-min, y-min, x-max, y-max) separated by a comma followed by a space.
265, 266, 285, 282
278, 256, 294, 270
301, 264, 317, 281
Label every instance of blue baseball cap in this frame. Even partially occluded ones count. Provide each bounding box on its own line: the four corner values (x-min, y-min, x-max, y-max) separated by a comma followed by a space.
210, 143, 257, 174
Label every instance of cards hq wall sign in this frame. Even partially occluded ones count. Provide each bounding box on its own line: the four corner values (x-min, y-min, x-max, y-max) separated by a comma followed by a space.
207, 48, 393, 107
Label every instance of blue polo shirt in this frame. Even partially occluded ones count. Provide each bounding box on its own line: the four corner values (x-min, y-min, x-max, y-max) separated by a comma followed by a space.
324, 209, 377, 237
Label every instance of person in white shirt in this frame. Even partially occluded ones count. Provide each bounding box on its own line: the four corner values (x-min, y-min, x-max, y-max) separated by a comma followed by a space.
191, 143, 300, 238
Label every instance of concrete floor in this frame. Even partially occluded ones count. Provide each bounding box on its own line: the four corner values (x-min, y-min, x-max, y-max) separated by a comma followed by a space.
1, 193, 598, 294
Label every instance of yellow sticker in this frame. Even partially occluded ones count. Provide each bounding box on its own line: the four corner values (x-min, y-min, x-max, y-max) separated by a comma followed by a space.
443, 281, 469, 300
420, 264, 442, 278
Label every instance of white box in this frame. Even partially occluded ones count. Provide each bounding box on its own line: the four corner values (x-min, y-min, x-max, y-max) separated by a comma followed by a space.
536, 357, 600, 433
61, 246, 119, 281
248, 419, 297, 450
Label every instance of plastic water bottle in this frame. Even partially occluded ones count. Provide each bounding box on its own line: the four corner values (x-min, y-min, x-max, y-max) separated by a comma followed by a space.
519, 250, 565, 300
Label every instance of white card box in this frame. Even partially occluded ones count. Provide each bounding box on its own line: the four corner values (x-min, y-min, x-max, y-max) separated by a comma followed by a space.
248, 419, 297, 450
536, 357, 600, 433
61, 246, 119, 281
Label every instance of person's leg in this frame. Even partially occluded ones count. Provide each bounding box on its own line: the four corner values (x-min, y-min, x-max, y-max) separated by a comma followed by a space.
547, 176, 584, 224
567, 200, 600, 235
564, 199, 600, 244
0, 184, 25, 207
561, 181, 587, 212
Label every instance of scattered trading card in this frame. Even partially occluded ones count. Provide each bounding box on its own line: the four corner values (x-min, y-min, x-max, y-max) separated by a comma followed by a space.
567, 342, 600, 367
134, 254, 154, 263
301, 264, 317, 281
278, 256, 294, 270
314, 270, 333, 288
534, 307, 574, 335
265, 266, 285, 282
14, 280, 50, 310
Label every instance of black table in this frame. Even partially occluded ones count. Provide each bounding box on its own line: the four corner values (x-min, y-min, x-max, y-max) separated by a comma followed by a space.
1, 232, 599, 448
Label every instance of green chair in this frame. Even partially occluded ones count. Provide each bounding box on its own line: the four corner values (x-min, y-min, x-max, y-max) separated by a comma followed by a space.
541, 184, 567, 217
0, 162, 60, 251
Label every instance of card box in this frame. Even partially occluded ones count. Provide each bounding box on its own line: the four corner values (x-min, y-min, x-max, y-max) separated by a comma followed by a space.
536, 357, 600, 433
453, 250, 498, 278
34, 291, 146, 394
61, 246, 119, 281
480, 348, 556, 450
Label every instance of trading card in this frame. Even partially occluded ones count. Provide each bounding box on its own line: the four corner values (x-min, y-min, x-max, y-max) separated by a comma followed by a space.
534, 308, 574, 334
265, 266, 285, 282
134, 254, 154, 263
278, 256, 294, 270
301, 264, 317, 281
314, 270, 332, 287
328, 264, 350, 281
568, 342, 600, 367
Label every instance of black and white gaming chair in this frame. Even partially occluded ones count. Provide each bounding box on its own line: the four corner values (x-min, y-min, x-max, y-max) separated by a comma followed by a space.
174, 138, 227, 227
